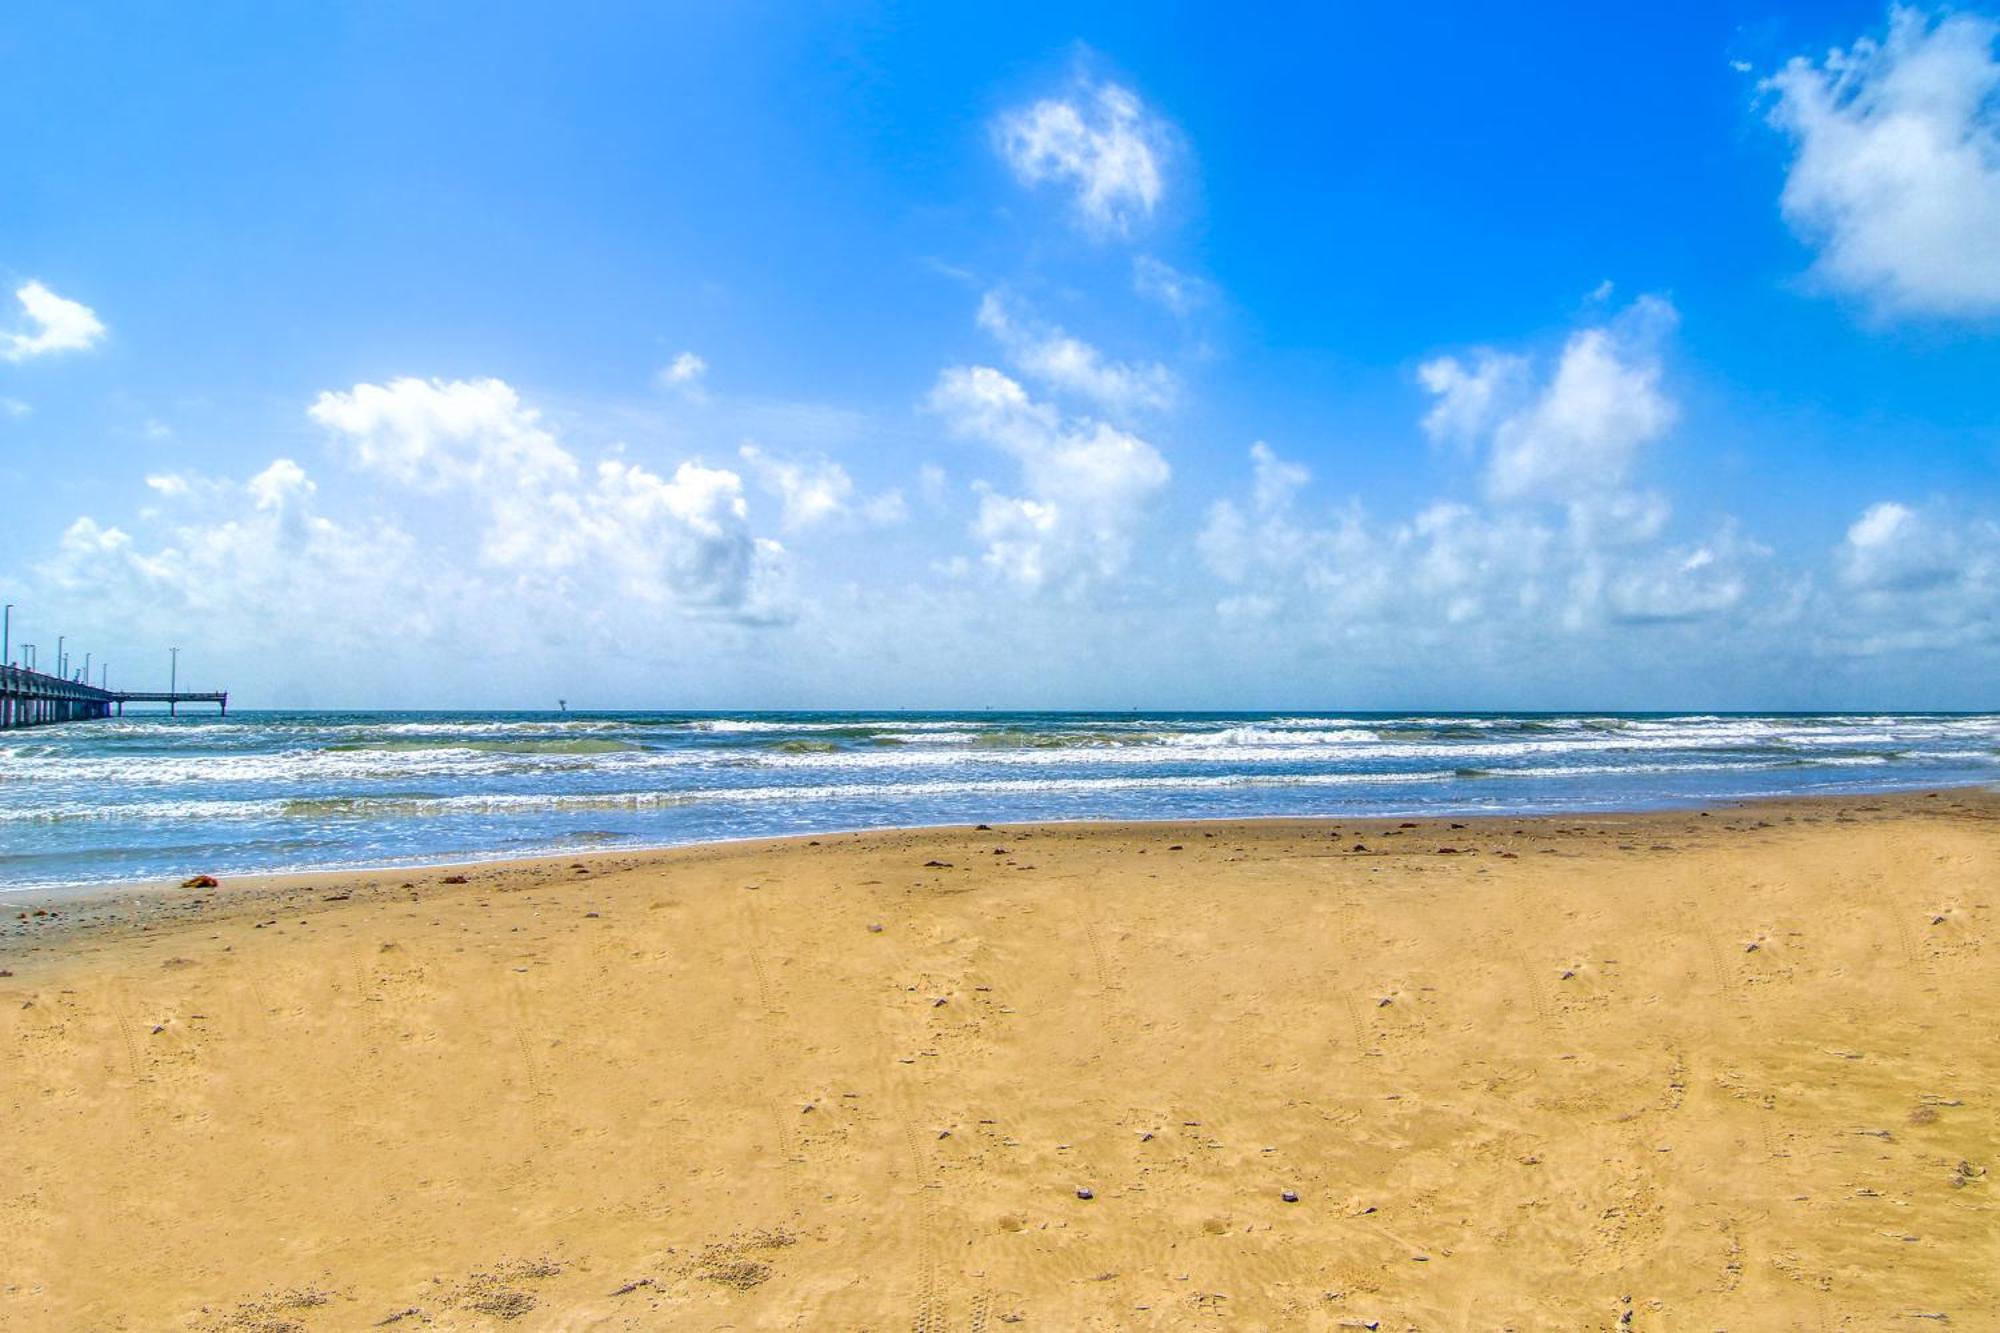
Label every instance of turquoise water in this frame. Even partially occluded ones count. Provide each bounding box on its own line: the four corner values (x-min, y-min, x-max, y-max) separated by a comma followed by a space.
2, 710, 1996, 890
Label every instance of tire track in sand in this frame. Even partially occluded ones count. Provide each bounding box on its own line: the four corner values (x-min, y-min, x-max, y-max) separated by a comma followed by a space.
896, 1109, 947, 1333
505, 975, 555, 1149
739, 899, 807, 1224
108, 986, 147, 1090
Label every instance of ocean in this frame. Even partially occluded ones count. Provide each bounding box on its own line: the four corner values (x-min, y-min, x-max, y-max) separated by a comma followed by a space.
2, 710, 1996, 890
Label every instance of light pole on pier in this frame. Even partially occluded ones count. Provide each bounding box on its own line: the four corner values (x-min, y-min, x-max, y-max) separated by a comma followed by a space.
170, 646, 179, 717
21, 644, 33, 672
82, 652, 90, 684
3, 604, 10, 667
56, 635, 64, 681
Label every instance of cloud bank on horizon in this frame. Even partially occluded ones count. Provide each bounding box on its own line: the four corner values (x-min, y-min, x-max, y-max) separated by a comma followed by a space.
1, 4, 1997, 708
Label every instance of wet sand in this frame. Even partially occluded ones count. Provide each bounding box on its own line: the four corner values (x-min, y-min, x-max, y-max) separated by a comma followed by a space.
2, 791, 1996, 1330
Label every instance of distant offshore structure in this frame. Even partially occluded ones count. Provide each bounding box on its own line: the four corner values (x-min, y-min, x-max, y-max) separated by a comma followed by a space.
0, 608, 227, 729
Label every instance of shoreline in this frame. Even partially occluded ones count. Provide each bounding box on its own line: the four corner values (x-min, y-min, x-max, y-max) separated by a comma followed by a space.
4, 787, 1995, 1327
0, 782, 1980, 923
6, 777, 1994, 911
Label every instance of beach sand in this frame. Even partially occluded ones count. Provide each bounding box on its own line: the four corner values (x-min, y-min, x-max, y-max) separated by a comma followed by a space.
2, 792, 1995, 1330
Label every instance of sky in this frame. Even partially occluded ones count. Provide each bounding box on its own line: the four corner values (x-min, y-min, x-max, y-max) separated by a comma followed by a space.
2, 1, 1997, 710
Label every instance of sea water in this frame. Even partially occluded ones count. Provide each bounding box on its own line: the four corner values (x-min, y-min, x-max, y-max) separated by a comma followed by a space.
2, 710, 1996, 890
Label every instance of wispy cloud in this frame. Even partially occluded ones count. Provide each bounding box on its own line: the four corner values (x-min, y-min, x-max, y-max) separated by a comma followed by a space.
995, 78, 1171, 234
976, 291, 1176, 417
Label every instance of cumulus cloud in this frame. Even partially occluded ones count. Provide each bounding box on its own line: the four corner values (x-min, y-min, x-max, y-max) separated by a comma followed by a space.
311, 376, 786, 618
1839, 500, 1993, 592
995, 79, 1169, 233
29, 379, 819, 702
739, 443, 906, 531
37, 458, 427, 661
1763, 6, 2000, 317
928, 365, 1170, 590
1201, 433, 1768, 641
1, 281, 106, 361
1200, 465, 1558, 630
1826, 500, 2000, 652
975, 291, 1175, 416
1597, 525, 1771, 624
1419, 296, 1679, 504
310, 377, 577, 492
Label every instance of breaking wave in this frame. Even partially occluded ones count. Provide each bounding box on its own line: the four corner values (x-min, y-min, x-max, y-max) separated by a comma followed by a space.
3, 708, 1996, 889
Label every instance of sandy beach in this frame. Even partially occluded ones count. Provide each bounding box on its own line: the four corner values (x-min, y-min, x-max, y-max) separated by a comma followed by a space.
2, 790, 1995, 1330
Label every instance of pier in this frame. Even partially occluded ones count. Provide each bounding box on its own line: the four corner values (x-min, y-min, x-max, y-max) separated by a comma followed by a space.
0, 664, 227, 729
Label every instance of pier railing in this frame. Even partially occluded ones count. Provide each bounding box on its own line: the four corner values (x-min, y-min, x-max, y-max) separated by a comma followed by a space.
0, 664, 227, 729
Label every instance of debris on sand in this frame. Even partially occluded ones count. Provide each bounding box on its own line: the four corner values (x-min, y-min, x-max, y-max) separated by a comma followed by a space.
464, 1288, 535, 1318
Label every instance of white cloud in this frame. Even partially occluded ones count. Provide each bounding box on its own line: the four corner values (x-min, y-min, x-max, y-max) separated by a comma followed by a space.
928, 365, 1169, 590
310, 377, 578, 491
38, 459, 426, 661
578, 457, 788, 614
1200, 464, 1555, 629
1417, 350, 1527, 448
995, 79, 1169, 233
658, 351, 709, 400
739, 442, 906, 531
1763, 5, 2000, 317
1200, 422, 1771, 641
975, 292, 1176, 416
311, 376, 785, 619
1839, 500, 1973, 590
0, 396, 28, 418
245, 457, 314, 511
1600, 525, 1769, 624
1247, 440, 1310, 514
1828, 500, 2000, 652
1419, 296, 1679, 503
1, 281, 106, 361
1132, 255, 1209, 315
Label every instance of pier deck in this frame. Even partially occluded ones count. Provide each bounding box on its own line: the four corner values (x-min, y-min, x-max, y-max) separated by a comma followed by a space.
0, 665, 227, 728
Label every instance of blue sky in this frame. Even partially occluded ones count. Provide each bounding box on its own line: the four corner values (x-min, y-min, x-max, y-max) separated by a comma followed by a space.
2, 2, 1997, 708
